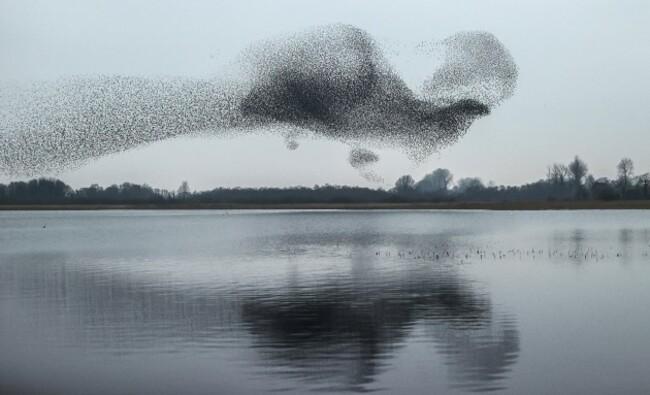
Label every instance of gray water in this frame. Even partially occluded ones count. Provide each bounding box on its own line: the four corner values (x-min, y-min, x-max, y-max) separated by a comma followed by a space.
0, 210, 649, 394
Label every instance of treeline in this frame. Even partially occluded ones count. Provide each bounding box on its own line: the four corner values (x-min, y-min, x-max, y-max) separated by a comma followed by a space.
393, 156, 649, 202
0, 180, 391, 205
0, 156, 648, 205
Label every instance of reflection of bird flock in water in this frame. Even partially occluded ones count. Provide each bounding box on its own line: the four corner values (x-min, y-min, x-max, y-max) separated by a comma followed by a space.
357, 245, 650, 263
0, 24, 517, 180
278, 241, 650, 263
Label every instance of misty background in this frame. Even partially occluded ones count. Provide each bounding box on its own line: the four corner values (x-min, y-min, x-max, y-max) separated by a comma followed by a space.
1, 0, 649, 191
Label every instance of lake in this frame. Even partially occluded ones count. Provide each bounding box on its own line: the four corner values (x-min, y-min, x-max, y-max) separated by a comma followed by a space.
1, 210, 649, 394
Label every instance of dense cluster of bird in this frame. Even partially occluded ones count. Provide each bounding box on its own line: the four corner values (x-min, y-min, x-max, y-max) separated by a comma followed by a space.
0, 24, 517, 178
366, 245, 650, 264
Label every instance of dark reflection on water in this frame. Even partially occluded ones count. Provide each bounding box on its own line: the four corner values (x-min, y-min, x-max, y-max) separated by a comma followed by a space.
5, 210, 647, 394
5, 212, 650, 395
0, 249, 518, 394
0, 211, 523, 394
287, 231, 517, 393
240, 247, 518, 392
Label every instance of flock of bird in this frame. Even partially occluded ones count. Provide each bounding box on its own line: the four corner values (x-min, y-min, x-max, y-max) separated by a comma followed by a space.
367, 245, 650, 264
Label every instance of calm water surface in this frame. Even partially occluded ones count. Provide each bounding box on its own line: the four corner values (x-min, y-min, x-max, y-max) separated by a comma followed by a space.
1, 210, 649, 394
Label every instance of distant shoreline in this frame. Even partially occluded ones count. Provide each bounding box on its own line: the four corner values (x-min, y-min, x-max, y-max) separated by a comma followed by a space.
2, 201, 650, 211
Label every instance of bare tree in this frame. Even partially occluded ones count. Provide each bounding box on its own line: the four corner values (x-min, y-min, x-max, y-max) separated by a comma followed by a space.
456, 177, 485, 193
568, 155, 588, 195
431, 168, 453, 191
416, 168, 453, 193
394, 175, 415, 193
637, 173, 650, 197
177, 181, 191, 200
617, 158, 634, 194
549, 163, 569, 185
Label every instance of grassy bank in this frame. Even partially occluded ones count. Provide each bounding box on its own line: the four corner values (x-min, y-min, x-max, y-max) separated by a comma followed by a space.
1, 200, 650, 211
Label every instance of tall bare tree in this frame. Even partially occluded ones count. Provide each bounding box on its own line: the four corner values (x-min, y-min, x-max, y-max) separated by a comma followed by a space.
177, 181, 191, 200
416, 168, 453, 193
549, 163, 569, 185
394, 175, 415, 193
568, 155, 588, 192
617, 158, 634, 194
456, 177, 485, 193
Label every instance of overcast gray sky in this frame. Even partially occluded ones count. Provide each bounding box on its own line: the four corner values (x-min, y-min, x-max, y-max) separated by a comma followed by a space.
1, 0, 649, 191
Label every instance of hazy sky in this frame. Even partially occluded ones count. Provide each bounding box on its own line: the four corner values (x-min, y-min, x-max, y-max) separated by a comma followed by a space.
1, 0, 649, 191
